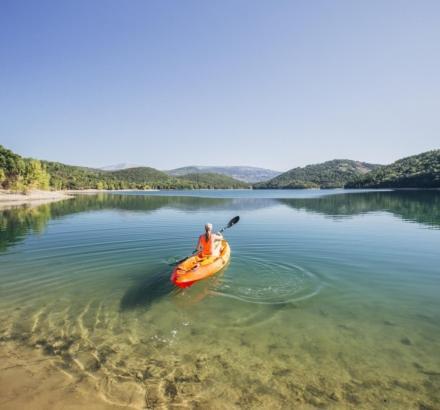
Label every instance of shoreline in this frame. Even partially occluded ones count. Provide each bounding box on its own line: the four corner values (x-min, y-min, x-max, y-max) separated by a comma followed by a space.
64, 188, 160, 194
0, 189, 161, 210
1, 186, 438, 208
0, 189, 73, 209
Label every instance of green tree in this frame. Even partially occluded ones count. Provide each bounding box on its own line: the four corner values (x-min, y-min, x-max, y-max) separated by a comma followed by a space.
24, 160, 50, 190
0, 168, 5, 187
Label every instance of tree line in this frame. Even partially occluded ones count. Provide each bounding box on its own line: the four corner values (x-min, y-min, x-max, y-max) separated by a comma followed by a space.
345, 150, 440, 188
0, 145, 249, 191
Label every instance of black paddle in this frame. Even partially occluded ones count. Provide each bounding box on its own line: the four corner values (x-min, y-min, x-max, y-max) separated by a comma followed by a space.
219, 215, 240, 233
170, 216, 240, 266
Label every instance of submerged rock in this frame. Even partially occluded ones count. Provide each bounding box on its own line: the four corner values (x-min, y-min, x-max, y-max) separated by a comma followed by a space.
10, 332, 31, 343
418, 403, 434, 410
345, 392, 361, 405
329, 392, 340, 401
392, 379, 418, 392
145, 387, 161, 409
413, 362, 424, 370
383, 320, 396, 326
401, 337, 412, 346
272, 368, 291, 377
319, 309, 329, 317
97, 345, 116, 364
164, 380, 178, 399
43, 344, 56, 355
76, 351, 101, 372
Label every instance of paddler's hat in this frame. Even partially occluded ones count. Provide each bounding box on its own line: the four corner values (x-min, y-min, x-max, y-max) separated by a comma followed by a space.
205, 223, 213, 231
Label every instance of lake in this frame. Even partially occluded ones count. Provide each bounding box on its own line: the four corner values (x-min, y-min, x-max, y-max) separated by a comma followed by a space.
0, 189, 439, 409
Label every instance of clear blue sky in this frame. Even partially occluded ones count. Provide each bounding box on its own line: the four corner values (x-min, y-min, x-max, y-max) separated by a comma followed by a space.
1, 0, 439, 171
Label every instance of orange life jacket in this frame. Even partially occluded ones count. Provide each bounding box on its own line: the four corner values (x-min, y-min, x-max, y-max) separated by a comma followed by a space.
199, 233, 214, 256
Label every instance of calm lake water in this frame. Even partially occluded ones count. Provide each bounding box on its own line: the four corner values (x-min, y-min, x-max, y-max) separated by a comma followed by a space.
0, 190, 439, 409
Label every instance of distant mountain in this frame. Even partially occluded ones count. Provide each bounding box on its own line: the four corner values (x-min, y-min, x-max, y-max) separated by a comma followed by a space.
255, 160, 380, 189
43, 162, 250, 190
110, 167, 170, 181
345, 150, 440, 188
176, 173, 249, 188
167, 166, 204, 176
100, 163, 142, 171
167, 166, 281, 183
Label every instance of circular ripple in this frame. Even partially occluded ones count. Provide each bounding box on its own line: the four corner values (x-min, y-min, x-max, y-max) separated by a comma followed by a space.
211, 255, 322, 305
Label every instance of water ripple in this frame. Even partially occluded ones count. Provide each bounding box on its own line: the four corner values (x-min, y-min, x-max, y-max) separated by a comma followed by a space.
212, 255, 323, 305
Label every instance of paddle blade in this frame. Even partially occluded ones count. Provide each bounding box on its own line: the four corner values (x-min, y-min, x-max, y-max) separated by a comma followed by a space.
227, 215, 240, 228
219, 216, 240, 232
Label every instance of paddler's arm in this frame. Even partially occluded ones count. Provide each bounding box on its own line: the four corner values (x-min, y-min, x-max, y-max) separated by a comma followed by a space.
213, 232, 223, 241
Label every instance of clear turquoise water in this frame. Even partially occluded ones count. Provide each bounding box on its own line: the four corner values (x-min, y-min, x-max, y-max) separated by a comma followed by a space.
0, 190, 439, 408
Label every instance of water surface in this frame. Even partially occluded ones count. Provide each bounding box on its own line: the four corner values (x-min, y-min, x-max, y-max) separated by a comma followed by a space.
0, 190, 439, 409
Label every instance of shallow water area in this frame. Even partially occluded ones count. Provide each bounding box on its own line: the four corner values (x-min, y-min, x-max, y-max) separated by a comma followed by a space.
0, 190, 439, 409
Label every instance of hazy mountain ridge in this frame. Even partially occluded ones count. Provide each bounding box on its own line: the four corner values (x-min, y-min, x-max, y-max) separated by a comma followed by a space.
255, 159, 381, 189
345, 150, 440, 188
167, 166, 281, 183
100, 163, 142, 171
176, 173, 249, 188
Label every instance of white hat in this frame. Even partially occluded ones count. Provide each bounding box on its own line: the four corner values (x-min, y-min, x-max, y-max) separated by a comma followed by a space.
205, 223, 213, 231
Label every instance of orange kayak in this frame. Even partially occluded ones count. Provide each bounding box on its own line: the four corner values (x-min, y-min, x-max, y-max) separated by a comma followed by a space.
171, 240, 231, 288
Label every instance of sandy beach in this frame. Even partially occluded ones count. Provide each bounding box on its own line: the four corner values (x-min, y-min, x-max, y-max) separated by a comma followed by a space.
0, 190, 73, 210
64, 189, 159, 194
0, 189, 160, 210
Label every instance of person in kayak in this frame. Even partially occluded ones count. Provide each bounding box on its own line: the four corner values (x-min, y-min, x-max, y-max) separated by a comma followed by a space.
197, 223, 223, 258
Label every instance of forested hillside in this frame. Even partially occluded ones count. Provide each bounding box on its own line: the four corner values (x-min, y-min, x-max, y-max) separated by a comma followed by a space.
255, 160, 379, 189
43, 162, 177, 190
345, 150, 440, 188
44, 163, 249, 189
0, 146, 249, 191
0, 145, 50, 191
